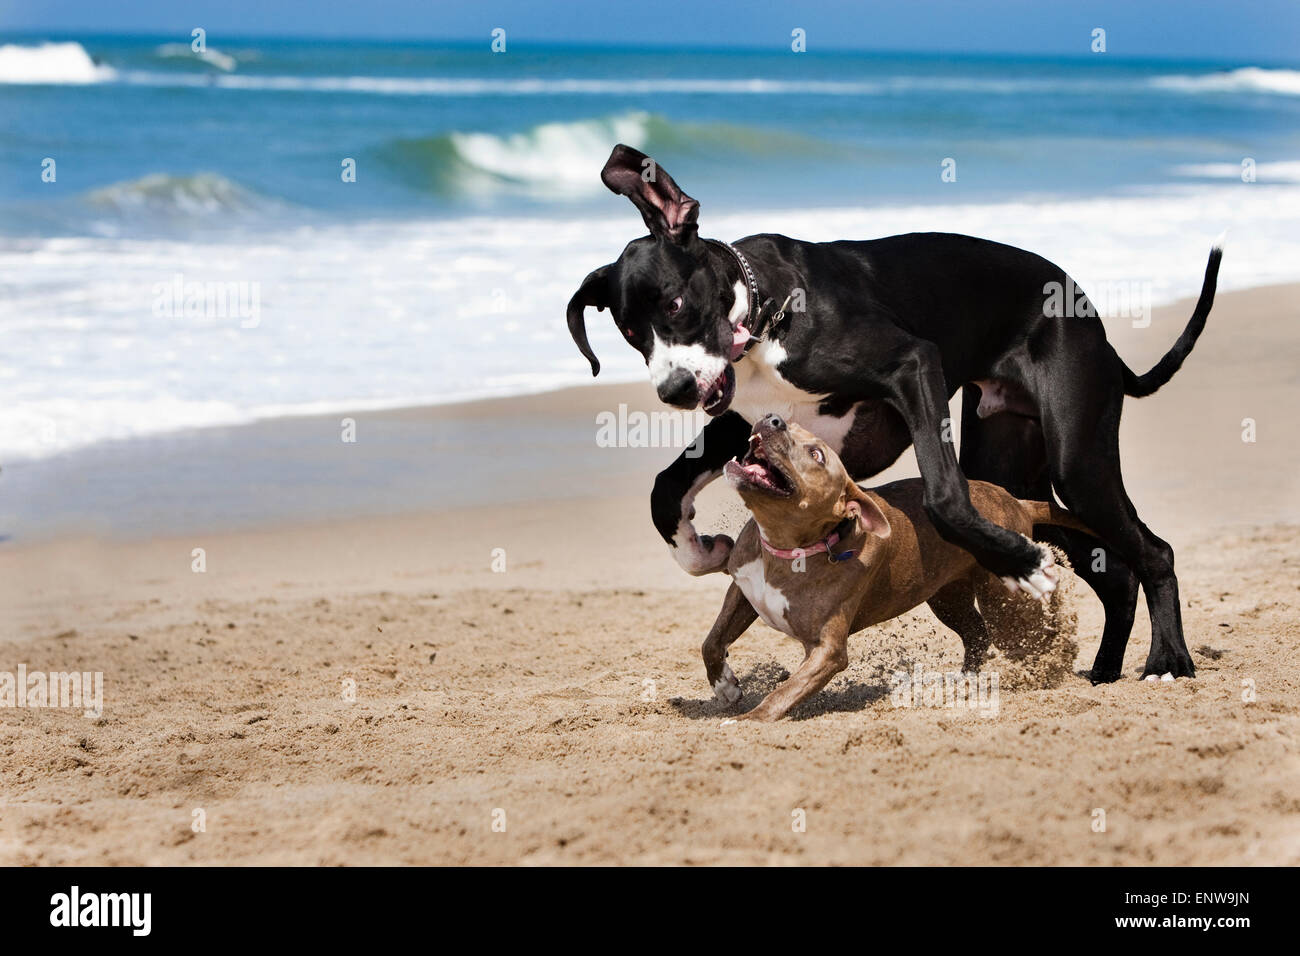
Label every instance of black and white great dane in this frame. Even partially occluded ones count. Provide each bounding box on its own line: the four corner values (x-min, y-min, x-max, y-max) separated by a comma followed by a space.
567, 145, 1221, 683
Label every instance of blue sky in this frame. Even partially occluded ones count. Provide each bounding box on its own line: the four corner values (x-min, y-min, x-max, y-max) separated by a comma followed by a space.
2, 0, 1297, 61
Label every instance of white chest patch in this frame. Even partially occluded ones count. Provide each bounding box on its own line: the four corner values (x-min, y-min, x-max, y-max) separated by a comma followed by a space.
729, 340, 858, 453
732, 558, 793, 636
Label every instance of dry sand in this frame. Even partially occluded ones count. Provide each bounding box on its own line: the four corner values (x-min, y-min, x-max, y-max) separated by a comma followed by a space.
1, 285, 1298, 865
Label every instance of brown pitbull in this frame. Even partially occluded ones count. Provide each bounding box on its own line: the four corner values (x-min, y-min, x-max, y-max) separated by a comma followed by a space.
705, 414, 1091, 722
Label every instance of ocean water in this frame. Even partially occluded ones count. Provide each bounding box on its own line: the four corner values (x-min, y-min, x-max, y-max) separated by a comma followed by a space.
2, 36, 1300, 462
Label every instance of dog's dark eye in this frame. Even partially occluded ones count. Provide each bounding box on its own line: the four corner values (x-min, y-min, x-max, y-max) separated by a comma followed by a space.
623, 327, 638, 342
665, 296, 683, 315
809, 447, 825, 465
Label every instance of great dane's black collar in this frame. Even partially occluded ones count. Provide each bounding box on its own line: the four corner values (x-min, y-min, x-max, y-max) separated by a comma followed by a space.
708, 238, 788, 359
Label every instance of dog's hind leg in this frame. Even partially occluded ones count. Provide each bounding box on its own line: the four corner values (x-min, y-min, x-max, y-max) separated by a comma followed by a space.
1033, 526, 1139, 683
702, 582, 758, 706
927, 578, 991, 672
957, 389, 1141, 684
1037, 371, 1194, 680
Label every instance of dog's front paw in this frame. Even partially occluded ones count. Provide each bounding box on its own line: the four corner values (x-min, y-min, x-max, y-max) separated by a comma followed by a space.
712, 662, 742, 705
1000, 543, 1059, 601
671, 532, 734, 576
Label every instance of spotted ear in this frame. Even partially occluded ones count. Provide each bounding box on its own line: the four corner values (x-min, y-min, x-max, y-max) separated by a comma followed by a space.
844, 483, 891, 539
567, 263, 612, 377
600, 144, 700, 244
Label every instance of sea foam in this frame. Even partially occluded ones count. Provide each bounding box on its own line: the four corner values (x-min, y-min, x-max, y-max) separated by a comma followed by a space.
0, 42, 115, 84
1151, 66, 1300, 96
3, 182, 1298, 463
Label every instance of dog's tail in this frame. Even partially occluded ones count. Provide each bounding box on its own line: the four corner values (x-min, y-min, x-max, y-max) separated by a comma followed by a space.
1019, 499, 1094, 537
1122, 235, 1224, 398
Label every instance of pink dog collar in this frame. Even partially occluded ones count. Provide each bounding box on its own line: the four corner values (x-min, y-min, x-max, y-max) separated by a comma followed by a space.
759, 517, 859, 563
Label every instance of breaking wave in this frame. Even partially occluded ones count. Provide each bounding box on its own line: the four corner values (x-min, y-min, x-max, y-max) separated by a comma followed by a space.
379, 111, 834, 197
0, 41, 116, 84
1151, 66, 1300, 96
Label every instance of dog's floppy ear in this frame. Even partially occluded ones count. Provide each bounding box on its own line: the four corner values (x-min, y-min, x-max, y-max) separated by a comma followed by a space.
844, 483, 891, 539
600, 144, 699, 244
567, 263, 612, 377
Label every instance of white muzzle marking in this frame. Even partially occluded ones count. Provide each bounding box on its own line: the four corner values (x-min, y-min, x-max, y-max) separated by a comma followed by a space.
648, 336, 728, 395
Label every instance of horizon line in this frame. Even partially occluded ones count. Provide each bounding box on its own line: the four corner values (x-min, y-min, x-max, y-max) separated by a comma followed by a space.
0, 29, 1291, 68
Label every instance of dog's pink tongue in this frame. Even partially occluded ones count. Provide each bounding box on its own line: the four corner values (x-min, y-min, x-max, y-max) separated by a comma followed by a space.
730, 323, 750, 360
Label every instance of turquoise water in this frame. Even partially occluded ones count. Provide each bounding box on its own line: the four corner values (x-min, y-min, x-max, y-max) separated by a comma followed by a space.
2, 35, 1299, 461
5, 36, 1300, 225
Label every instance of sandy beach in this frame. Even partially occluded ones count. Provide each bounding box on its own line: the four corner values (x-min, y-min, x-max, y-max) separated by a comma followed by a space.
1, 284, 1298, 865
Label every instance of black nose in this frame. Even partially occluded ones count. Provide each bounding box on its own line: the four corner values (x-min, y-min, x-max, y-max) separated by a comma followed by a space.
763, 414, 786, 431
656, 368, 697, 407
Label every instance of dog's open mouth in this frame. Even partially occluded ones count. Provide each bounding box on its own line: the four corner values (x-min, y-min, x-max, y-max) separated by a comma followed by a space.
700, 365, 736, 416
724, 434, 793, 497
